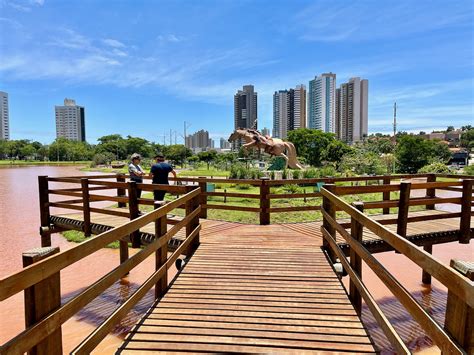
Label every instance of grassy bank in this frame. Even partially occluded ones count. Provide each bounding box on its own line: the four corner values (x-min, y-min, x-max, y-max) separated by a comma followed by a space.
62, 230, 125, 248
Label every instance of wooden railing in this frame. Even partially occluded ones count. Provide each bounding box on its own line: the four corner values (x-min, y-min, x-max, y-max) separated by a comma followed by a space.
0, 187, 201, 354
320, 185, 473, 354
41, 173, 473, 231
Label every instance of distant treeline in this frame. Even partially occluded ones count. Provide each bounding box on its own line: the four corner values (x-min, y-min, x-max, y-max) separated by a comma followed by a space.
0, 128, 472, 174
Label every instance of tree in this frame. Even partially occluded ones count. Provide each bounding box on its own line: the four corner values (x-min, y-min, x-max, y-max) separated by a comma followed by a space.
395, 135, 452, 173
339, 150, 386, 175
166, 145, 192, 166
460, 129, 474, 149
321, 140, 352, 167
197, 150, 218, 170
20, 144, 36, 160
287, 129, 341, 167
446, 126, 455, 132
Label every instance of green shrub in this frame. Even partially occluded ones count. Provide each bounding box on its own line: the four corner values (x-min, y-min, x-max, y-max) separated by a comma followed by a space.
235, 184, 252, 190
463, 165, 474, 175
282, 169, 288, 179
418, 162, 450, 174
249, 168, 263, 179
319, 165, 337, 177
292, 170, 301, 179
282, 184, 301, 194
269, 170, 275, 180
303, 168, 318, 179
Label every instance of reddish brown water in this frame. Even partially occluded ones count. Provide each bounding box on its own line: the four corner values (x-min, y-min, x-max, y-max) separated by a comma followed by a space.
0, 167, 472, 354
0, 166, 177, 353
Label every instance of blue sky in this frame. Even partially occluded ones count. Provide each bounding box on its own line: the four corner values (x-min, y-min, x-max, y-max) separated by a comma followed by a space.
0, 0, 473, 144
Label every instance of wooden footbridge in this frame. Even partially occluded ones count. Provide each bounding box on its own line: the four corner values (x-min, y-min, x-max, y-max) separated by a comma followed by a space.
0, 173, 473, 354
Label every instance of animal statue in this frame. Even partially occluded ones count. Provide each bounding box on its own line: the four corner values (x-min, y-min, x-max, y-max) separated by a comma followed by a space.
228, 128, 303, 170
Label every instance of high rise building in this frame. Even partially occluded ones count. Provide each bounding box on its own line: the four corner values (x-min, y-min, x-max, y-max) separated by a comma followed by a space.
234, 85, 257, 149
272, 84, 306, 139
308, 73, 336, 133
261, 127, 270, 137
336, 77, 368, 144
220, 137, 231, 149
185, 129, 213, 152
0, 91, 9, 140
55, 98, 86, 142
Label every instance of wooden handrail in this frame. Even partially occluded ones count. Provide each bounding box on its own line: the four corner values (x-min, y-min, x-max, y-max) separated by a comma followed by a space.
0, 208, 201, 354
0, 188, 200, 301
321, 210, 464, 354
321, 227, 410, 354
320, 187, 474, 309
72, 224, 201, 354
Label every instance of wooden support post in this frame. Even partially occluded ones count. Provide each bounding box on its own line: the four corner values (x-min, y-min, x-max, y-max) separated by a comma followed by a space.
322, 184, 336, 254
460, 179, 473, 244
260, 177, 270, 225
426, 174, 436, 210
395, 182, 411, 254
421, 244, 433, 284
81, 178, 91, 237
23, 247, 62, 355
154, 201, 167, 299
119, 238, 129, 266
38, 176, 51, 247
350, 202, 364, 316
382, 176, 391, 214
224, 189, 227, 203
128, 181, 141, 248
116, 174, 126, 208
444, 259, 474, 353
198, 177, 207, 219
185, 187, 200, 258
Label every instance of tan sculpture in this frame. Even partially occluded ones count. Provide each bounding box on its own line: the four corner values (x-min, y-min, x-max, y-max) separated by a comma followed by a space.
228, 128, 303, 169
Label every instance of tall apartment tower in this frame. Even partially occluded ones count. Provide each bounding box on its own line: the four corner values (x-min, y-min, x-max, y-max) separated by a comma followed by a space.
55, 98, 86, 142
234, 85, 257, 148
0, 91, 10, 140
273, 84, 306, 139
337, 77, 368, 144
308, 73, 336, 133
185, 129, 212, 152
261, 127, 270, 137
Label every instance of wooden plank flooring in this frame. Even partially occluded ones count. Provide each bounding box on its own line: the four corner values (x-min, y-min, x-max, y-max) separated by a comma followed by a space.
118, 224, 376, 354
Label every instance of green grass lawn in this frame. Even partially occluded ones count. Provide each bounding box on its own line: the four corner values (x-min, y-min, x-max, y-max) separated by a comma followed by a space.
62, 230, 125, 248
178, 168, 230, 177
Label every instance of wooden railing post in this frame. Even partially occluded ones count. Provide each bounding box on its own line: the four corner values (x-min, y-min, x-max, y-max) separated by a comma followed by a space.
460, 179, 473, 244
444, 259, 473, 352
350, 202, 364, 316
81, 178, 91, 237
38, 176, 51, 247
128, 181, 141, 248
185, 187, 200, 258
154, 201, 167, 299
23, 246, 62, 354
426, 174, 436, 210
198, 177, 207, 219
397, 182, 411, 239
322, 184, 336, 252
382, 176, 391, 214
260, 177, 270, 225
116, 174, 127, 208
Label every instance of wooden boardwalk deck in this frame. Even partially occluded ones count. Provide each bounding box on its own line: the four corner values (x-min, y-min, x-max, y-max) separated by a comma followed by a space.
117, 224, 376, 354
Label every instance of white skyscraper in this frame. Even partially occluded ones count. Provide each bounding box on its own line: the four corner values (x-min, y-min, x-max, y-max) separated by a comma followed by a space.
337, 77, 368, 144
273, 85, 306, 139
55, 98, 86, 142
0, 91, 10, 140
308, 73, 336, 133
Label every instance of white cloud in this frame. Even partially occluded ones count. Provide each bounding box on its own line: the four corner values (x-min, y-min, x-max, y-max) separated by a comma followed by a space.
102, 38, 125, 48
157, 34, 184, 43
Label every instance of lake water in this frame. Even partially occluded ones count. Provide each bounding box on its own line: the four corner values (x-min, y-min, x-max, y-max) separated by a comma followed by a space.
0, 165, 471, 353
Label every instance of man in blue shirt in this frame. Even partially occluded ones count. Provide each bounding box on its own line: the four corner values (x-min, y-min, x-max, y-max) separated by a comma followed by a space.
149, 153, 177, 201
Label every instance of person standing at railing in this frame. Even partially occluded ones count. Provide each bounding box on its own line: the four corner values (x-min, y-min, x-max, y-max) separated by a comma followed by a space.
129, 153, 145, 198
150, 152, 177, 201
